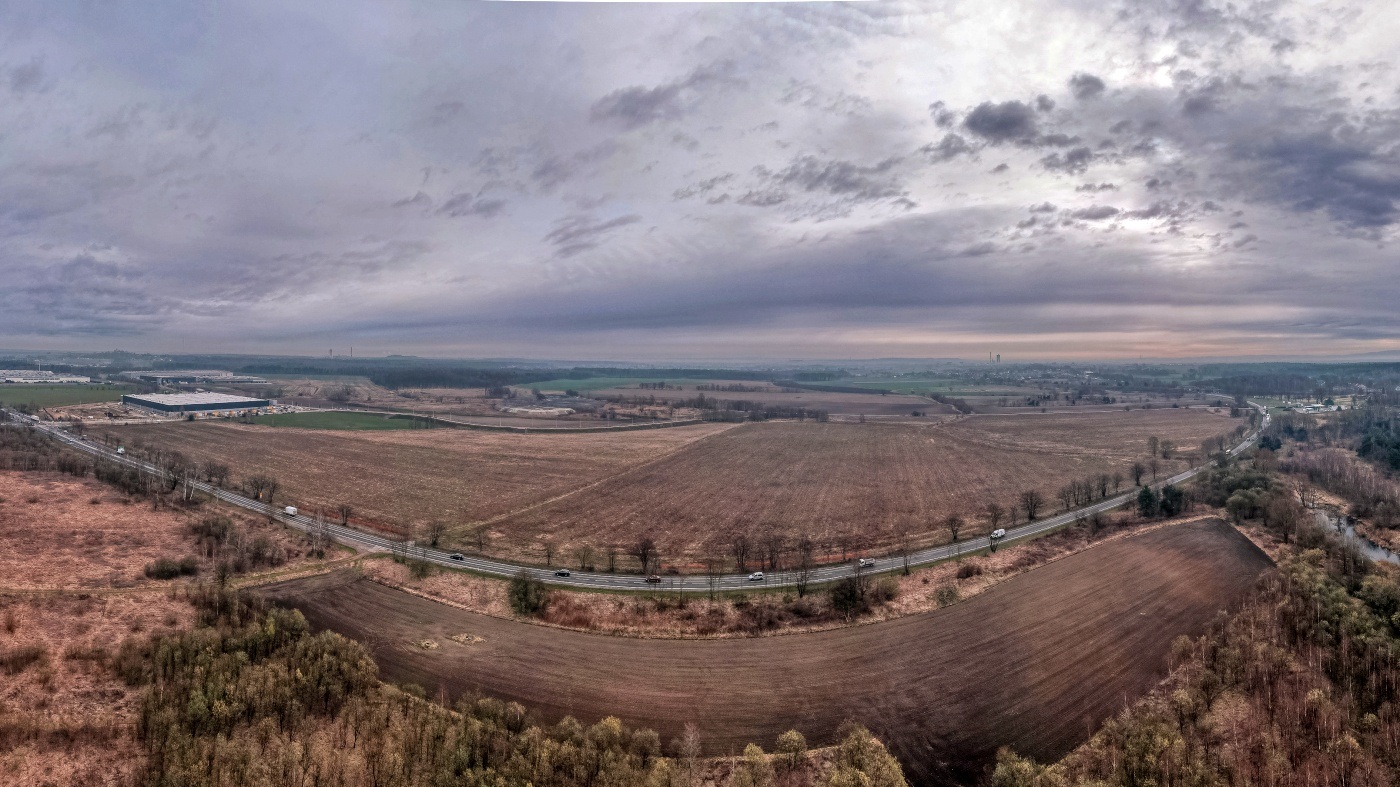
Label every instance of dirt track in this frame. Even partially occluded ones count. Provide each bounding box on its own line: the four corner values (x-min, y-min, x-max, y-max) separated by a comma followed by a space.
260, 518, 1271, 785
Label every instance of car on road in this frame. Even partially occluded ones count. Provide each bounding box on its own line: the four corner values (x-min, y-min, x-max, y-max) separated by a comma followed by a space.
555, 569, 571, 577
644, 575, 662, 583
858, 558, 876, 568
990, 528, 1006, 540
748, 571, 765, 581
449, 553, 465, 561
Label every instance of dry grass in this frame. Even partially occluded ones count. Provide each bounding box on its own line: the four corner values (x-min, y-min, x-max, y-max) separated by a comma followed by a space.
589, 381, 950, 416
93, 421, 733, 535
0, 593, 194, 787
0, 471, 322, 591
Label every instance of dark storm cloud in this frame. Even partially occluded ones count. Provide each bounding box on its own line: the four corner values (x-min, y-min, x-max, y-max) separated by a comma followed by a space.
920, 133, 976, 162
543, 213, 642, 258
1041, 146, 1096, 174
589, 63, 733, 130
963, 101, 1038, 143
1069, 73, 1106, 100
438, 193, 507, 219
9, 57, 46, 94
1231, 129, 1400, 229
1070, 205, 1119, 220
769, 155, 906, 201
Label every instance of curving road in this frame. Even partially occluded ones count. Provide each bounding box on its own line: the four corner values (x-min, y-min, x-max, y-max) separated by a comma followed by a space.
5, 402, 1267, 592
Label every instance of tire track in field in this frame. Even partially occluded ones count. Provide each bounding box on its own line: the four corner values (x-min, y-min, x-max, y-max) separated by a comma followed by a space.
446, 422, 744, 538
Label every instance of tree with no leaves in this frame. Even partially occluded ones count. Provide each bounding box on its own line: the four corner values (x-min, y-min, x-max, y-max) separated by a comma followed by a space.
574, 543, 594, 571
543, 540, 556, 567
1149, 456, 1161, 481
630, 536, 657, 574
426, 520, 447, 548
762, 530, 785, 571
795, 534, 816, 596
732, 533, 752, 572
1019, 489, 1044, 521
1112, 471, 1124, 493
984, 501, 1005, 533
944, 513, 964, 543
1147, 435, 1160, 458
337, 503, 353, 525
1130, 462, 1146, 486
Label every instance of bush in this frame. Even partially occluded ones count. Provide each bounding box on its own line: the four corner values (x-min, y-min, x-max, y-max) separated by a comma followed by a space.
144, 556, 199, 580
956, 561, 983, 579
508, 571, 551, 616
935, 584, 959, 608
0, 644, 49, 675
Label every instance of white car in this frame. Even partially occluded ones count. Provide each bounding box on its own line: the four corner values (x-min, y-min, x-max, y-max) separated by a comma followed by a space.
990, 528, 1006, 540
857, 558, 876, 568
748, 571, 765, 581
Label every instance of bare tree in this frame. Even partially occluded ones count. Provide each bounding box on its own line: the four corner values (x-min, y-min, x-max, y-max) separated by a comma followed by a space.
473, 525, 489, 553
1019, 489, 1044, 521
630, 536, 657, 574
762, 529, 785, 571
427, 520, 447, 548
984, 501, 1005, 534
1147, 435, 1160, 458
1112, 471, 1124, 493
705, 556, 721, 602
575, 544, 594, 571
543, 540, 556, 567
895, 524, 912, 575
732, 533, 752, 572
337, 503, 353, 525
794, 535, 816, 596
944, 513, 964, 543
606, 544, 618, 572
1149, 456, 1161, 481
1057, 485, 1075, 512
1096, 474, 1111, 499
1160, 439, 1175, 459
1130, 462, 1146, 486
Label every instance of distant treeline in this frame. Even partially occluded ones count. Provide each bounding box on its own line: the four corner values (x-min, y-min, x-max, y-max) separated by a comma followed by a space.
772, 380, 892, 395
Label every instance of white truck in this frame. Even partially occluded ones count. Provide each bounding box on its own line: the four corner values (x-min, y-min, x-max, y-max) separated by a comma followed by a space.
283, 506, 299, 517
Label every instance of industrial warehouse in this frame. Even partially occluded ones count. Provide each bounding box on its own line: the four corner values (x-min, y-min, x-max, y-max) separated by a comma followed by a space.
121, 392, 273, 414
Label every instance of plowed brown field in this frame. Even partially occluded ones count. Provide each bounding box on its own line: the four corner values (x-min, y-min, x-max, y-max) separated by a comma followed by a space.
93, 421, 734, 534
260, 518, 1272, 785
488, 408, 1234, 562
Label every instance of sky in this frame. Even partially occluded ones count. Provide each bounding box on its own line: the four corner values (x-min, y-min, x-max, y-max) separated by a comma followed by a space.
1, 0, 1398, 362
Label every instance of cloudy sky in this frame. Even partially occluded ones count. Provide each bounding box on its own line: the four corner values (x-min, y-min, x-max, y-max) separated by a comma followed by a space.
2, 0, 1398, 361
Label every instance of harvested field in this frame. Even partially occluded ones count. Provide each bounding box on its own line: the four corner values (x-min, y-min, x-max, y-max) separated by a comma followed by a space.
92, 421, 734, 535
261, 518, 1273, 785
487, 408, 1234, 563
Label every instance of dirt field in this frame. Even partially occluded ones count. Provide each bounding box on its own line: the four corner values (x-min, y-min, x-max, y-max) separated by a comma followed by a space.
485, 408, 1234, 563
261, 518, 1272, 785
92, 421, 734, 535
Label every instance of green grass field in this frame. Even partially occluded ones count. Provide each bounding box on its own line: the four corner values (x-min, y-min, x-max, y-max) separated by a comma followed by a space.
0, 383, 131, 408
250, 411, 442, 430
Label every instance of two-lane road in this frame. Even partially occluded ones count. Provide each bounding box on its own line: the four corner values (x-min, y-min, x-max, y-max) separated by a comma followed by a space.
6, 402, 1267, 592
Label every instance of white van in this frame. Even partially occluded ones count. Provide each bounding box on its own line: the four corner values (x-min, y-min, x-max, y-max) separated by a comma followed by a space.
990, 528, 1006, 540
748, 571, 765, 581
284, 506, 299, 517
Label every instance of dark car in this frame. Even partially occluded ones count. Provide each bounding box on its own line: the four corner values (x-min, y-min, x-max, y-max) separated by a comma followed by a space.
449, 553, 465, 561
644, 575, 662, 583
555, 569, 571, 577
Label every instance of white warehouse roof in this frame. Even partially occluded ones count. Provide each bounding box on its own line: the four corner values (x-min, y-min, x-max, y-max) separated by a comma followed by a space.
125, 392, 268, 406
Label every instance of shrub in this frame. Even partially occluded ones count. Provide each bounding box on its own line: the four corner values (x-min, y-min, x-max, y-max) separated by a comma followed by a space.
144, 556, 199, 580
0, 644, 49, 675
508, 571, 551, 616
956, 561, 983, 580
936, 584, 959, 608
